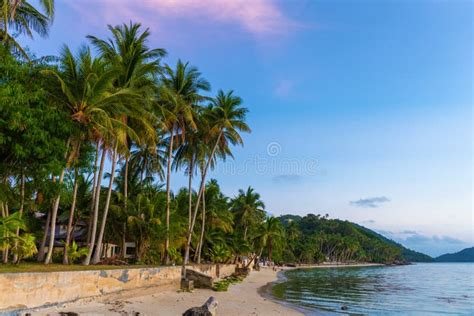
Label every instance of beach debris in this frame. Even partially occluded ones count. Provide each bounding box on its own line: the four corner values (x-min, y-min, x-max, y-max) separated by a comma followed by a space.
182, 296, 218, 316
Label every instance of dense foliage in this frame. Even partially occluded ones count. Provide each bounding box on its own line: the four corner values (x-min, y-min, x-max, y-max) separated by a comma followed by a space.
0, 3, 431, 268
274, 214, 431, 264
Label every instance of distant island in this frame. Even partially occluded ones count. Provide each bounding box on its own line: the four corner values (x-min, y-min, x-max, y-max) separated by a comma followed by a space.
435, 247, 474, 262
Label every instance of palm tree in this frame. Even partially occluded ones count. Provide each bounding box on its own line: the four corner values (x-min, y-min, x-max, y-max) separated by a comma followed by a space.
0, 0, 54, 58
173, 110, 209, 234
160, 60, 210, 264
232, 186, 265, 241
129, 141, 166, 187
63, 172, 92, 264
195, 179, 233, 263
43, 45, 134, 265
87, 22, 165, 263
258, 217, 284, 263
184, 90, 250, 267
87, 21, 165, 213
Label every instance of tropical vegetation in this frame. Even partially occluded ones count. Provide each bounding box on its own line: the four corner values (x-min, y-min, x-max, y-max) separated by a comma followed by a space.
0, 5, 427, 269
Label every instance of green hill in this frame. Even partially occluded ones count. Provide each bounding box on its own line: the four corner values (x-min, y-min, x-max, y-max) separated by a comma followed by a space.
277, 214, 433, 264
435, 247, 474, 262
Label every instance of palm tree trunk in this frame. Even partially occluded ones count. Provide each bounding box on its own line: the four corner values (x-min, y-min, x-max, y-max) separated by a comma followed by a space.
122, 155, 129, 258
268, 238, 273, 262
12, 173, 25, 263
37, 209, 51, 262
92, 142, 118, 264
164, 124, 175, 265
45, 168, 66, 264
87, 142, 100, 245
83, 146, 106, 265
187, 158, 194, 231
183, 132, 222, 269
63, 168, 79, 264
140, 153, 147, 188
196, 184, 206, 264
1, 202, 8, 263
124, 155, 129, 211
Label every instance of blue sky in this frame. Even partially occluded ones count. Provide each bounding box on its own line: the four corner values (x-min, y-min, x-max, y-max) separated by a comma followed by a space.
24, 0, 472, 257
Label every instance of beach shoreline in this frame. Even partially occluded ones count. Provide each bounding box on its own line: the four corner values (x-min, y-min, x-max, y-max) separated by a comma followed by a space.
33, 263, 383, 315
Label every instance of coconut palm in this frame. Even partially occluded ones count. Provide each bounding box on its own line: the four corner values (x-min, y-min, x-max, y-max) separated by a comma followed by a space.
258, 217, 284, 262
0, 0, 54, 58
195, 179, 233, 263
87, 22, 165, 263
62, 172, 92, 264
160, 60, 210, 264
184, 90, 250, 266
173, 110, 210, 233
232, 186, 265, 241
43, 45, 135, 264
87, 21, 165, 207
129, 140, 166, 187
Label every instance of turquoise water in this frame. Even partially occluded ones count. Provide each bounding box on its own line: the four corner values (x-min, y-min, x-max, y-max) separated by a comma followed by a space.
272, 263, 474, 315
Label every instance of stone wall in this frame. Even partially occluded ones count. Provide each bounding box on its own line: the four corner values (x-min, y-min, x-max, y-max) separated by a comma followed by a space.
0, 264, 235, 313
217, 264, 237, 278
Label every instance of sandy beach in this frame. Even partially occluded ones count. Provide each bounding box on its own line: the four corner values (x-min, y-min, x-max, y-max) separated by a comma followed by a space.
33, 266, 300, 316
33, 263, 382, 316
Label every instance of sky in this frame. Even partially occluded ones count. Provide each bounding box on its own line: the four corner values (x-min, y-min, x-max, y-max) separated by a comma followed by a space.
23, 0, 472, 257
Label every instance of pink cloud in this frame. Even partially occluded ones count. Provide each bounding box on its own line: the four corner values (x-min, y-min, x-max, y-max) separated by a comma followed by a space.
67, 0, 295, 36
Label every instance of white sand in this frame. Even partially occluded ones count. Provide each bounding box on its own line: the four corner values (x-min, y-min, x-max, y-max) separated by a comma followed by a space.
34, 267, 301, 316
34, 263, 382, 316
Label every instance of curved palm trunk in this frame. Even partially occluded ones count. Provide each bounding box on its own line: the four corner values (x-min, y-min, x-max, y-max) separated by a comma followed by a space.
83, 146, 107, 265
196, 184, 206, 264
37, 209, 51, 262
183, 132, 222, 273
63, 168, 79, 264
92, 143, 118, 263
187, 158, 194, 231
164, 125, 175, 265
45, 169, 66, 264
12, 173, 25, 263
87, 142, 100, 245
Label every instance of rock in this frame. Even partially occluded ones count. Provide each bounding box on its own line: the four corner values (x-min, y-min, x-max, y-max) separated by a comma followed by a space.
341, 305, 348, 310
183, 296, 218, 316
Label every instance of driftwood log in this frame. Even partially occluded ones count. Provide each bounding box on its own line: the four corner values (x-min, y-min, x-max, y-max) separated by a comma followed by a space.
182, 296, 218, 316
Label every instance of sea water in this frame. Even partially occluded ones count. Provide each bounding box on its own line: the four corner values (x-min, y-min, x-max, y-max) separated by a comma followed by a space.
272, 263, 474, 315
